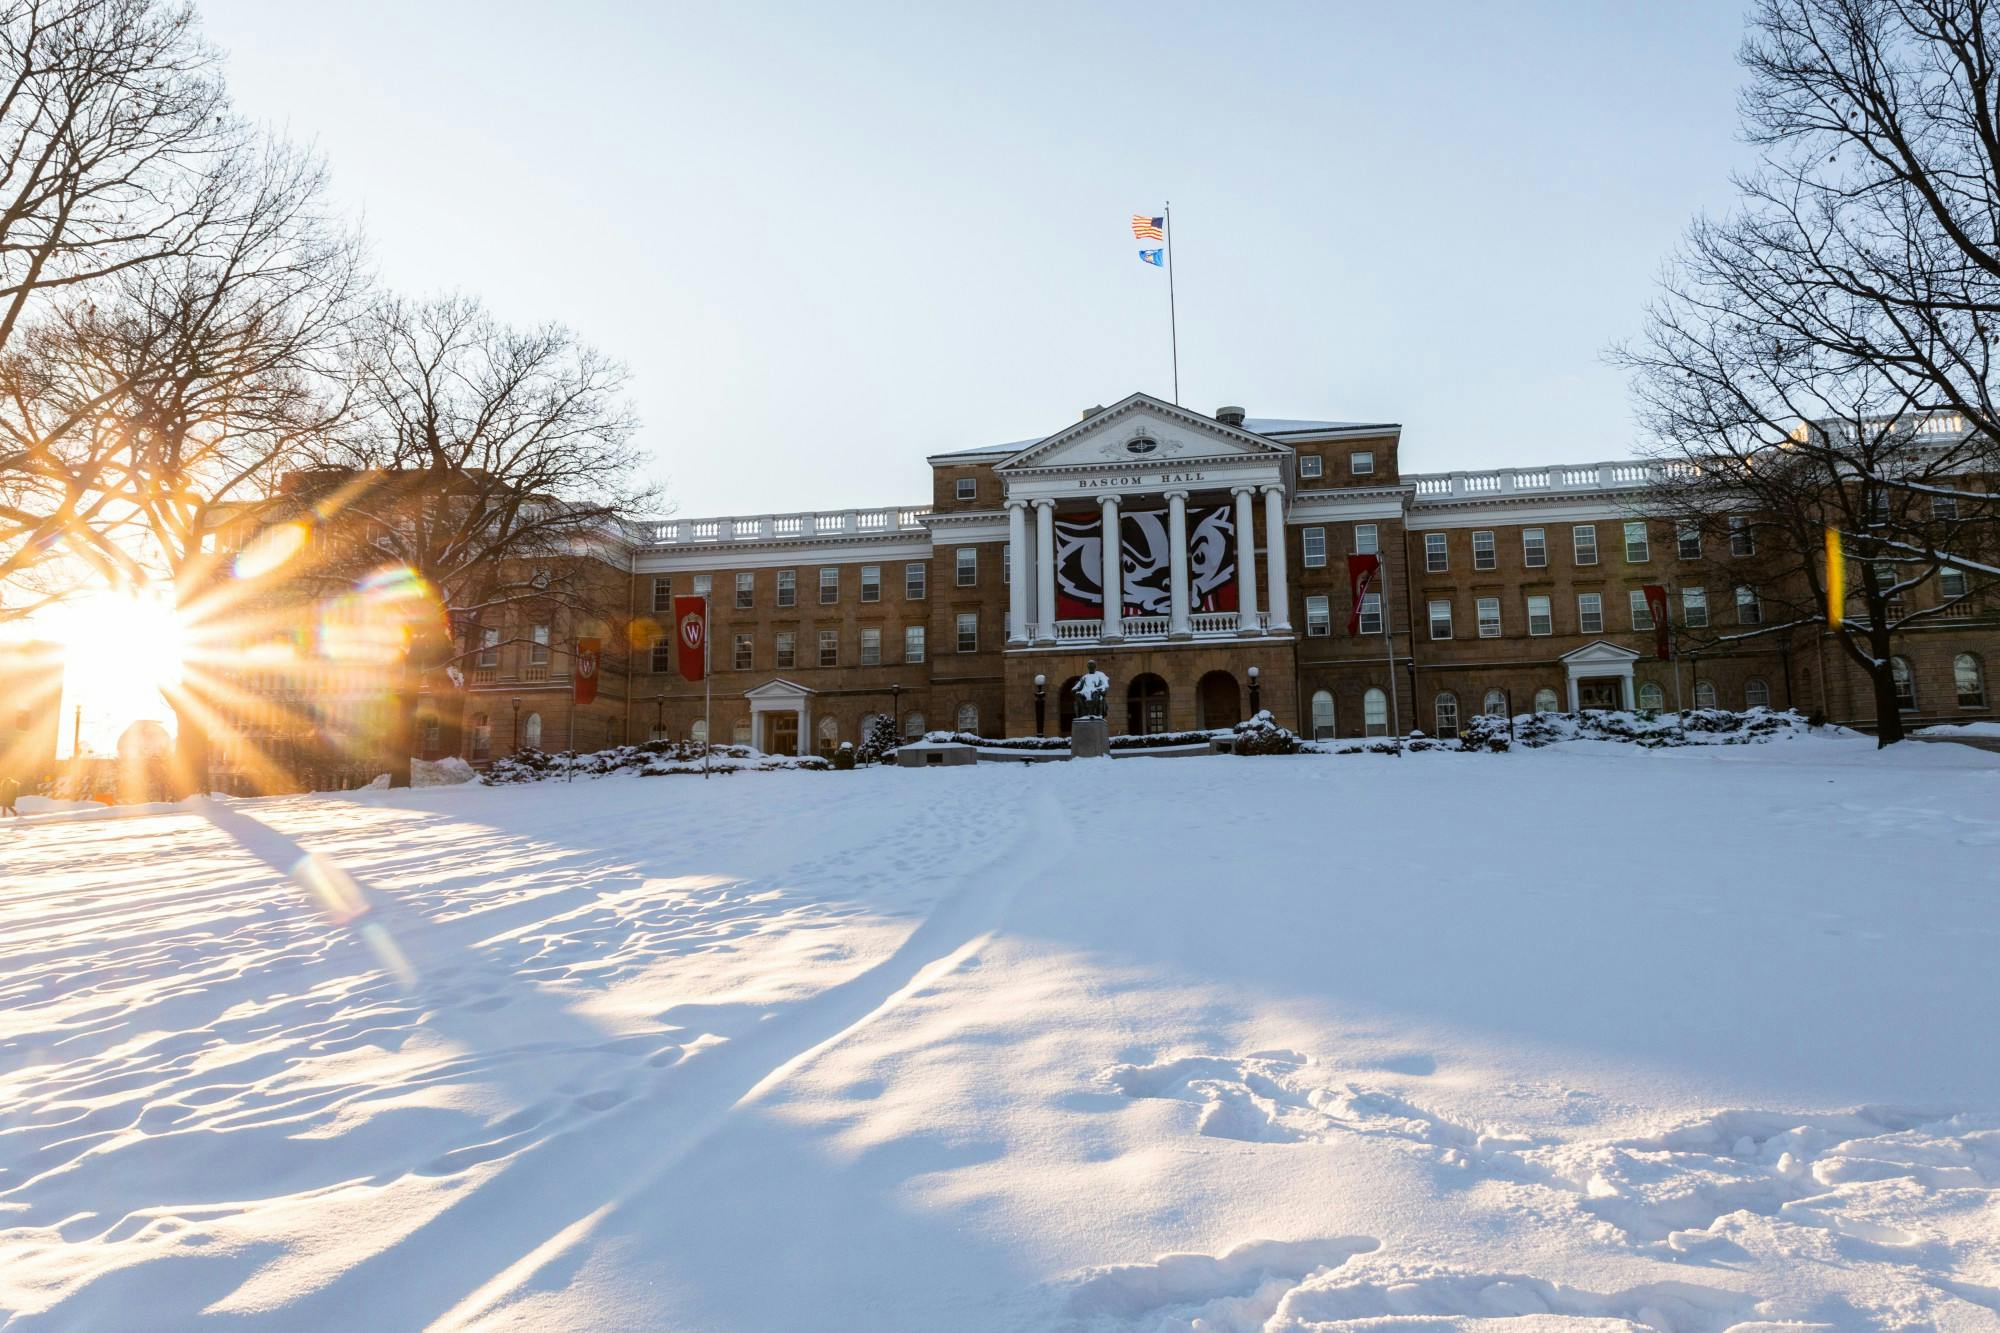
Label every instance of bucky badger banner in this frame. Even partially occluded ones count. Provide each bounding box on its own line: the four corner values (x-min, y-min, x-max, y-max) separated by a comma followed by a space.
1053, 505, 1238, 619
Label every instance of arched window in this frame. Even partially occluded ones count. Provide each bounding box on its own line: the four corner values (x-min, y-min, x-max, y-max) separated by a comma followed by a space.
1534, 688, 1559, 714
1956, 653, 1987, 709
817, 715, 839, 756
1891, 656, 1917, 710
1692, 680, 1716, 709
1636, 682, 1664, 712
903, 711, 926, 738
522, 712, 542, 749
1434, 691, 1459, 739
956, 702, 979, 733
469, 712, 491, 760
690, 718, 708, 743
1363, 688, 1388, 737
1310, 689, 1335, 740
1481, 689, 1507, 718
732, 718, 752, 745
1744, 678, 1771, 710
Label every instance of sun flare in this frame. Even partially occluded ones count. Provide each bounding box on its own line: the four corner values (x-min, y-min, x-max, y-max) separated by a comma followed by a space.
48, 591, 187, 756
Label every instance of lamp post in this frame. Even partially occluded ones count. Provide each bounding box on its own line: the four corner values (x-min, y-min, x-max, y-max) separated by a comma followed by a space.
1248, 665, 1262, 717
1033, 674, 1047, 736
512, 696, 521, 754
888, 682, 903, 741
653, 693, 665, 742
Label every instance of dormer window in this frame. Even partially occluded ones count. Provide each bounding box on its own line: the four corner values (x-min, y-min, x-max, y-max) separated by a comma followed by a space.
1125, 436, 1157, 455
1298, 454, 1323, 479
1351, 451, 1375, 476
955, 477, 976, 501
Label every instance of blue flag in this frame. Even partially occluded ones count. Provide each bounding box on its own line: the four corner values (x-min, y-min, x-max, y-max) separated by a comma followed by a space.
1139, 248, 1164, 266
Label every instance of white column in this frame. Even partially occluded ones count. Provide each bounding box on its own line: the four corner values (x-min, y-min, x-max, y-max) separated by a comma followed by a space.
1166, 489, 1192, 639
1231, 485, 1260, 634
1005, 498, 1029, 644
1034, 500, 1057, 643
1099, 494, 1123, 642
1261, 484, 1291, 632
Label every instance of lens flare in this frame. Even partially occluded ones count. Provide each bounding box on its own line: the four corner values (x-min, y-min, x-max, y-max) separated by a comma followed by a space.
232, 521, 310, 580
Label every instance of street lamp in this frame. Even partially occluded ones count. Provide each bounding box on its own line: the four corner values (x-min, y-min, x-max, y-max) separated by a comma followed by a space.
653, 693, 666, 742
511, 696, 521, 754
1033, 673, 1047, 736
888, 682, 904, 739
1247, 665, 1262, 717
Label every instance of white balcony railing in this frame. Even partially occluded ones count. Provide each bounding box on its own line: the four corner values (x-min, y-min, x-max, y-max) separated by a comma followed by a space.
647, 506, 931, 546
1047, 611, 1268, 645
1407, 460, 1683, 501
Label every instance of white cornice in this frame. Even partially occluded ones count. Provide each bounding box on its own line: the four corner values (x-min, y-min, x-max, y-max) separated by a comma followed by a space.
994, 392, 1292, 472
633, 534, 930, 573
1405, 493, 1648, 530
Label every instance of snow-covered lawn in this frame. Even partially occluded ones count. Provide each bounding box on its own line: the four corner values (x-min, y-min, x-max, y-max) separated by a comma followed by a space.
2, 736, 1997, 1331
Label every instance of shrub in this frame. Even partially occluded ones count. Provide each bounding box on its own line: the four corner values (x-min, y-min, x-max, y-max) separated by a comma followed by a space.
1231, 710, 1305, 755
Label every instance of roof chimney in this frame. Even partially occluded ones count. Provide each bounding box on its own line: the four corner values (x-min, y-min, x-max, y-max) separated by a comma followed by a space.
1081, 404, 1106, 420
1216, 405, 1246, 427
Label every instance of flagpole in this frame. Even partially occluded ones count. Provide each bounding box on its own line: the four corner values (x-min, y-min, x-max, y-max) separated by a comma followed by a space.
1164, 201, 1180, 405
1381, 551, 1401, 737
702, 595, 711, 780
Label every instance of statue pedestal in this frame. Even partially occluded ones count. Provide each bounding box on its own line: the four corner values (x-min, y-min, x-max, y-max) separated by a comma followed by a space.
1071, 717, 1110, 759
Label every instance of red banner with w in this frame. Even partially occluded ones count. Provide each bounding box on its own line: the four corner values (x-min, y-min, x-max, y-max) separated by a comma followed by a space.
572, 638, 601, 705
672, 595, 708, 682
1642, 584, 1671, 660
1347, 553, 1381, 634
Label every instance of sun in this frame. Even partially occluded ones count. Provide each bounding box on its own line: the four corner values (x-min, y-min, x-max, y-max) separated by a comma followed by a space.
48, 590, 187, 756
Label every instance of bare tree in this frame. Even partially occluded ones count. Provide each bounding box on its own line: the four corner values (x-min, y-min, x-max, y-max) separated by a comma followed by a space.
1620, 0, 2000, 744
0, 0, 242, 618
303, 295, 651, 786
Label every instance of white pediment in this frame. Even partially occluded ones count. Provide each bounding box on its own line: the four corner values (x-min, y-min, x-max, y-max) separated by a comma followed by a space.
995, 393, 1292, 473
1558, 640, 1643, 666
744, 677, 815, 700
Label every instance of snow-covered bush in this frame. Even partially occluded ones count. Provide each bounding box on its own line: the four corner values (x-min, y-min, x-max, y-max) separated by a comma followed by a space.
1458, 714, 1513, 753
856, 715, 902, 764
832, 742, 856, 771
1230, 711, 1305, 755
480, 741, 829, 784
1510, 707, 1820, 749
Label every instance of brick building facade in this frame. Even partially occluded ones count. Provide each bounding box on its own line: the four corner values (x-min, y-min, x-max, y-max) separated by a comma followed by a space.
619, 392, 1996, 751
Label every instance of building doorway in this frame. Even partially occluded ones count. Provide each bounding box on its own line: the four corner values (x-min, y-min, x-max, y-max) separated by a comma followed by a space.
767, 713, 799, 755
1127, 674, 1169, 735
1577, 677, 1622, 710
1196, 670, 1241, 729
1058, 676, 1082, 735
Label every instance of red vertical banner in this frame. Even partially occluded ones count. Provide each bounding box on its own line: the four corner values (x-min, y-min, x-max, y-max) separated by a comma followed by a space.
572, 637, 601, 705
673, 595, 707, 682
1346, 553, 1381, 634
1642, 584, 1670, 660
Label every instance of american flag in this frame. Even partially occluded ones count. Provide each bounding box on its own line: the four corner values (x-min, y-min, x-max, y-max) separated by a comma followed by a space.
1131, 214, 1164, 241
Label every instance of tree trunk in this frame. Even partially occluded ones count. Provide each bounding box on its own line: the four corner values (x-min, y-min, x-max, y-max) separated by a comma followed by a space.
1865, 624, 1905, 748
388, 655, 419, 788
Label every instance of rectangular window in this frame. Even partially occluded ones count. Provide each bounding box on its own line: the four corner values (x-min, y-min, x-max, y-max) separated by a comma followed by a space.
819, 566, 839, 604
1677, 522, 1701, 559
955, 477, 976, 501
1526, 594, 1552, 636
1302, 527, 1326, 568
477, 627, 499, 667
1306, 595, 1330, 636
859, 627, 881, 666
1623, 521, 1650, 564
1476, 596, 1501, 638
1472, 530, 1496, 570
1683, 586, 1708, 628
651, 634, 673, 673
1351, 451, 1375, 476
1299, 454, 1323, 479
860, 565, 880, 603
1523, 527, 1547, 568
733, 634, 753, 670
777, 569, 796, 607
818, 629, 838, 667
955, 547, 977, 587
1573, 525, 1598, 565
1428, 598, 1453, 640
1940, 565, 1969, 599
1354, 523, 1379, 555
1629, 589, 1654, 631
1002, 545, 1010, 586
529, 624, 551, 664
906, 562, 926, 600
956, 612, 978, 653
692, 574, 711, 598
651, 576, 672, 613
1577, 592, 1603, 634
775, 631, 796, 669
904, 625, 925, 663
1933, 492, 1959, 521
1735, 585, 1762, 625
1358, 592, 1383, 636
735, 571, 754, 609
1425, 532, 1448, 572
1728, 516, 1754, 557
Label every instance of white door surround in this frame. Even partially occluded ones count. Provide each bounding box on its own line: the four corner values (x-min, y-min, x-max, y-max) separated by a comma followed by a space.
1559, 641, 1641, 710
744, 678, 815, 754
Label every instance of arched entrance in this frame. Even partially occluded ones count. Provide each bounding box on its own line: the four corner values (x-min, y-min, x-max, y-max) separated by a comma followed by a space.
1126, 673, 1169, 735
1196, 670, 1241, 729
1058, 676, 1082, 735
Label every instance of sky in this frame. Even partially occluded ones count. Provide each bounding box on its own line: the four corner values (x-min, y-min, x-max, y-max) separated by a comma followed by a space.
197, 0, 1758, 519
